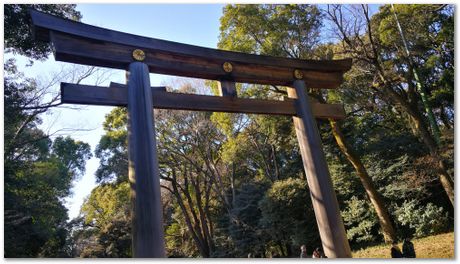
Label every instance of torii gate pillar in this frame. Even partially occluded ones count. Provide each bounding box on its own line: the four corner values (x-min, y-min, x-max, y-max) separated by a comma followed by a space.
127, 62, 166, 257
287, 80, 351, 258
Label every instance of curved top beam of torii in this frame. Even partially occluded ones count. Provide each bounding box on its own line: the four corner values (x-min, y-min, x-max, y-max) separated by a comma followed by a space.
30, 9, 351, 88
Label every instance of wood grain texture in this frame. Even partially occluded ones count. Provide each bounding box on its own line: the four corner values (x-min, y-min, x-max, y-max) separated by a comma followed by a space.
127, 62, 165, 258
287, 80, 352, 258
60, 82, 346, 119
30, 9, 351, 88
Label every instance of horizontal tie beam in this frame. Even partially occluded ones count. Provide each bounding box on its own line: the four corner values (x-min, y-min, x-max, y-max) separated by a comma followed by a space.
60, 83, 346, 119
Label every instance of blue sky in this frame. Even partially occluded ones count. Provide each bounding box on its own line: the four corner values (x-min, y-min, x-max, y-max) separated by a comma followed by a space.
77, 4, 224, 48
5, 4, 225, 220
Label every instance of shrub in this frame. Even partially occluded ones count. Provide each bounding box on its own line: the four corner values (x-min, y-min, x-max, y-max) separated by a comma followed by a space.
396, 200, 449, 237
342, 196, 380, 244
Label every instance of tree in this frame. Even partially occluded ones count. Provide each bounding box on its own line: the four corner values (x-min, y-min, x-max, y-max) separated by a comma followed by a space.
73, 182, 131, 257
326, 51, 453, 240
4, 4, 81, 60
218, 4, 397, 242
93, 83, 228, 257
94, 107, 129, 183
4, 57, 93, 256
4, 5, 96, 255
328, 119, 396, 242
222, 181, 270, 257
4, 133, 91, 257
325, 4, 454, 206
258, 178, 319, 257
155, 92, 223, 257
219, 4, 322, 58
341, 197, 379, 245
390, 4, 440, 144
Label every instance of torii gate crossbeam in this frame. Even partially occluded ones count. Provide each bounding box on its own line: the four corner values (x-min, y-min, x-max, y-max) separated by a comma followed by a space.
30, 9, 352, 258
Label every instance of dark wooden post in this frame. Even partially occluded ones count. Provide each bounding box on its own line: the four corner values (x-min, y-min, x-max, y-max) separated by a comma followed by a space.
218, 80, 237, 97
127, 62, 166, 257
287, 80, 351, 258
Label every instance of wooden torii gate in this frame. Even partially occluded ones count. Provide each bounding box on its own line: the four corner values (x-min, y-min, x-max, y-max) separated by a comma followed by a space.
30, 9, 353, 258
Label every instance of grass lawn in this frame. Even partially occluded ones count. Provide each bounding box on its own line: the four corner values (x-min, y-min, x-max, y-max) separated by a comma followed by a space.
352, 232, 454, 258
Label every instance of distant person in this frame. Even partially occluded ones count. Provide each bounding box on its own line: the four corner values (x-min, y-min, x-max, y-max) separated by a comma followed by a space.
312, 248, 321, 258
247, 253, 253, 258
300, 245, 308, 258
391, 241, 403, 258
402, 237, 416, 258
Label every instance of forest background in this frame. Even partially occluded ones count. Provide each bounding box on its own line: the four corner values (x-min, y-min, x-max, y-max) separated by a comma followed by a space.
3, 3, 455, 258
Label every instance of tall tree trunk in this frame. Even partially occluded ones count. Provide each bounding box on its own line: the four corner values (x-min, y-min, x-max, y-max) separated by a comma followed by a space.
391, 4, 441, 144
327, 2, 454, 212
313, 91, 397, 242
363, 3, 453, 207
372, 16, 454, 207
231, 164, 236, 207
397, 98, 454, 206
193, 180, 215, 255
171, 183, 207, 257
329, 119, 397, 242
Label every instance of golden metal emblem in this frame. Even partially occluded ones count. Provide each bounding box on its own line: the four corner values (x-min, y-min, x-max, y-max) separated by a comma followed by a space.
223, 62, 233, 73
132, 49, 146, 61
294, 69, 303, 79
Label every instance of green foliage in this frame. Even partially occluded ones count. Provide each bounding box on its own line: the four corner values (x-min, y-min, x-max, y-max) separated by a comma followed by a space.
4, 4, 81, 60
258, 178, 319, 256
95, 107, 128, 183
342, 197, 379, 244
376, 5, 454, 118
52, 136, 92, 189
220, 182, 270, 257
81, 182, 130, 228
210, 112, 238, 138
219, 133, 247, 164
3, 6, 101, 255
371, 4, 454, 130
96, 217, 132, 257
4, 57, 91, 257
74, 182, 131, 257
377, 5, 451, 57
395, 200, 449, 238
219, 4, 323, 58
165, 211, 200, 257
4, 136, 91, 257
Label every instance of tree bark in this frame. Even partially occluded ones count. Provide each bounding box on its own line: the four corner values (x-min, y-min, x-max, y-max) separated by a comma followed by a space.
391, 93, 454, 206
329, 119, 397, 242
171, 181, 206, 256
